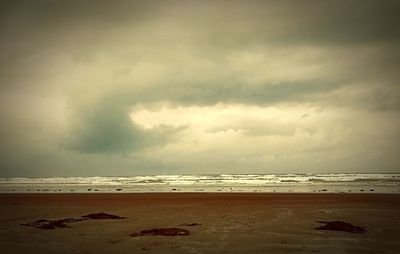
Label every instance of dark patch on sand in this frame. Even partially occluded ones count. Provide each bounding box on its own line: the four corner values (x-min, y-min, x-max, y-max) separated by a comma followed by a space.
21, 218, 85, 229
131, 228, 190, 237
179, 223, 201, 226
21, 213, 126, 230
81, 212, 126, 220
315, 221, 367, 233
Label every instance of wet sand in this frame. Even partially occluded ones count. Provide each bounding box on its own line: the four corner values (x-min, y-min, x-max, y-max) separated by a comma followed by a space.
0, 193, 399, 253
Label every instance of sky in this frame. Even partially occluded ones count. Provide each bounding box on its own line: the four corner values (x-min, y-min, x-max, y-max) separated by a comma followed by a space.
0, 0, 400, 177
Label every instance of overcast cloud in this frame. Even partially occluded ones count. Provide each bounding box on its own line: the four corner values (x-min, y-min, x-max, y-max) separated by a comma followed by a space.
0, 0, 399, 176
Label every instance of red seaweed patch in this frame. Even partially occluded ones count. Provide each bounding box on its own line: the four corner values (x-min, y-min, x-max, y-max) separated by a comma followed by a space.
131, 228, 190, 237
81, 213, 126, 220
179, 223, 201, 227
315, 221, 367, 233
21, 213, 127, 230
20, 218, 85, 230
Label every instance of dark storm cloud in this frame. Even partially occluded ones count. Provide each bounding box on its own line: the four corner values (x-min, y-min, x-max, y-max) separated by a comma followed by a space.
65, 91, 185, 154
1, 0, 399, 85
2, 0, 399, 58
0, 0, 160, 89
266, 0, 400, 45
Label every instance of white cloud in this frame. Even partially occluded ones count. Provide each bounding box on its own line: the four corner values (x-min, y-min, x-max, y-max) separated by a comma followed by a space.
127, 103, 400, 173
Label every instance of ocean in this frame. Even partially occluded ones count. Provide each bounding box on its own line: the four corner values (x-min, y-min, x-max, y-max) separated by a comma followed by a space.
1, 173, 399, 193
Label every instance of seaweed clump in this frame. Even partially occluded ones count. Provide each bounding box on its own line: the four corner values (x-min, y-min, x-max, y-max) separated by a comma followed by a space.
131, 228, 190, 237
315, 221, 367, 233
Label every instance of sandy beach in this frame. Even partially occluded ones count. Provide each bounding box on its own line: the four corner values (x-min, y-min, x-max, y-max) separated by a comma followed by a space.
0, 193, 399, 254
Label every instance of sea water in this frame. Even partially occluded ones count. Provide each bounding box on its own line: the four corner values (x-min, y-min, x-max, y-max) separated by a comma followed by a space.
0, 173, 399, 193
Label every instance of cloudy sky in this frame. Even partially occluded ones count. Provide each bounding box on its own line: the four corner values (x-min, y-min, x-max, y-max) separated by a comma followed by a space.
1, 0, 399, 177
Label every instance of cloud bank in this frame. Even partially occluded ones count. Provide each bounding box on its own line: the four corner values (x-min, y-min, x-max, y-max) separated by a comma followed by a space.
0, 0, 399, 176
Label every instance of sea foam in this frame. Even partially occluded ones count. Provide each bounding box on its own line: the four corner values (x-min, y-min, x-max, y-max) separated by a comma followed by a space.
0, 173, 399, 193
